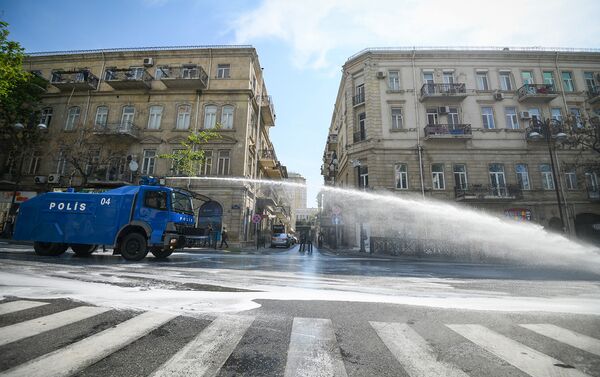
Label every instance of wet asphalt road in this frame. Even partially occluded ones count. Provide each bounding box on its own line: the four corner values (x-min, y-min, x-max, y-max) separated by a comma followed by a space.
0, 242, 600, 376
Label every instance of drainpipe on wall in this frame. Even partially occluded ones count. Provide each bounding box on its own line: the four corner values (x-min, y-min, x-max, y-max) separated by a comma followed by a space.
412, 49, 425, 198
554, 51, 572, 235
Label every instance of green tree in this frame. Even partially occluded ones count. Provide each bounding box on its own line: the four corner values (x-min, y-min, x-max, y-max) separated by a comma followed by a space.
0, 21, 29, 100
160, 129, 221, 176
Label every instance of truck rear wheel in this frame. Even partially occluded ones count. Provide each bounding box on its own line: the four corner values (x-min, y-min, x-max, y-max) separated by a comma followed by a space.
151, 247, 173, 259
71, 244, 98, 257
33, 242, 68, 256
120, 233, 148, 261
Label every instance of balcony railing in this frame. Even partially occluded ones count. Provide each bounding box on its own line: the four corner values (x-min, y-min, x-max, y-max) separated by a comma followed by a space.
587, 85, 600, 104
353, 130, 366, 143
516, 84, 558, 103
588, 188, 600, 200
159, 65, 208, 89
260, 95, 276, 126
424, 124, 472, 139
93, 122, 141, 139
420, 83, 467, 101
455, 184, 523, 200
353, 92, 365, 106
104, 68, 153, 89
50, 69, 99, 91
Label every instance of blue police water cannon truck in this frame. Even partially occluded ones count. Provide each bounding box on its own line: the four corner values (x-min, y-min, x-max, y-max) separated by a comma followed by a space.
13, 183, 196, 261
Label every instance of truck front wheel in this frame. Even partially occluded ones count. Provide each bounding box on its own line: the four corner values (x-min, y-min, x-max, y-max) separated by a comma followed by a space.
120, 233, 148, 261
151, 247, 173, 259
33, 242, 68, 256
71, 244, 98, 257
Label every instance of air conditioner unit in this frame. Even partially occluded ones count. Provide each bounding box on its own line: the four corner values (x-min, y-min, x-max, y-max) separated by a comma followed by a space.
520, 111, 531, 119
493, 92, 504, 101
143, 58, 154, 67
438, 106, 450, 114
48, 174, 61, 183
34, 176, 47, 184
376, 71, 386, 79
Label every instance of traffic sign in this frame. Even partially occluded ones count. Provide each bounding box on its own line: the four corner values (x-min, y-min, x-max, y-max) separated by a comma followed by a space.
252, 214, 262, 224
332, 205, 341, 215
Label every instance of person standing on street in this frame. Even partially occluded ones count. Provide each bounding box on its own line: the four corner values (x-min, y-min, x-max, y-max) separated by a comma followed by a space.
206, 223, 214, 248
307, 229, 313, 254
299, 232, 306, 252
219, 227, 229, 249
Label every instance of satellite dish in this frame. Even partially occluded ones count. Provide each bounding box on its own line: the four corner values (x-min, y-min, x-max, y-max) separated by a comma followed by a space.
129, 161, 139, 172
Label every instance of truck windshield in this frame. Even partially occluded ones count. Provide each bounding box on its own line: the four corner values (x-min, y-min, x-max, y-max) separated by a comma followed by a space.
171, 191, 193, 215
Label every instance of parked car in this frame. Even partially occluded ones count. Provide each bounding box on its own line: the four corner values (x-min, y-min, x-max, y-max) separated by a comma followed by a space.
287, 234, 297, 245
271, 233, 290, 248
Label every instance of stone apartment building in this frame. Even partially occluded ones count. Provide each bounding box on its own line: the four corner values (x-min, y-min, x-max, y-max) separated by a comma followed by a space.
0, 45, 290, 246
322, 47, 600, 249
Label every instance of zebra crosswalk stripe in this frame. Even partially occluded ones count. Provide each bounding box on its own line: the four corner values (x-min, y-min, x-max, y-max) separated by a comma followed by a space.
0, 306, 111, 347
370, 322, 469, 377
0, 300, 48, 315
447, 324, 591, 377
284, 317, 348, 377
520, 324, 600, 357
0, 311, 177, 377
150, 315, 254, 377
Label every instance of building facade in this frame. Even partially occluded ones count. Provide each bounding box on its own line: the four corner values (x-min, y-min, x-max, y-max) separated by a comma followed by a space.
322, 48, 600, 249
0, 46, 290, 246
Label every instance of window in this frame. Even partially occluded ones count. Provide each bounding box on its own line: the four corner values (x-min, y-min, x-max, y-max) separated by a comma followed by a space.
476, 72, 489, 90
56, 151, 68, 175
354, 83, 365, 104
95, 106, 108, 127
447, 107, 459, 126
65, 106, 80, 130
129, 67, 144, 80
562, 71, 575, 92
423, 72, 434, 94
391, 108, 403, 129
543, 71, 555, 89
27, 150, 41, 175
426, 108, 438, 125
217, 150, 230, 175
489, 164, 506, 196
142, 149, 156, 175
200, 151, 213, 175
586, 171, 599, 193
40, 107, 53, 128
528, 107, 541, 121
584, 72, 596, 92
499, 71, 512, 91
354, 112, 366, 142
453, 164, 468, 190
388, 71, 400, 91
540, 164, 555, 190
431, 164, 445, 190
181, 65, 198, 79
217, 64, 230, 79
565, 170, 578, 190
170, 149, 185, 176
121, 106, 135, 129
521, 71, 534, 85
221, 105, 234, 129
204, 105, 217, 129
85, 149, 100, 175
481, 107, 495, 129
505, 107, 519, 129
395, 164, 408, 189
147, 105, 163, 130
551, 108, 563, 122
144, 190, 167, 211
569, 108, 583, 128
176, 104, 191, 130
515, 164, 530, 190
104, 69, 116, 81
155, 66, 169, 79
358, 166, 369, 190
443, 72, 454, 84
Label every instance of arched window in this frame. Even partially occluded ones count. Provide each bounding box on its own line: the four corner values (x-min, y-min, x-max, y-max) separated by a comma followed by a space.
221, 105, 234, 129
176, 104, 191, 130
204, 105, 217, 129
65, 107, 80, 130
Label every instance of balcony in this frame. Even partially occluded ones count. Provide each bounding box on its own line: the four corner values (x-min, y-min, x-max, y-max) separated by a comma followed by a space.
50, 69, 99, 91
104, 68, 153, 90
455, 184, 523, 201
424, 124, 472, 140
93, 122, 141, 139
327, 134, 338, 151
159, 65, 208, 90
516, 84, 559, 103
420, 83, 467, 102
260, 95, 276, 127
587, 85, 600, 104
353, 92, 365, 106
353, 130, 366, 143
259, 149, 277, 169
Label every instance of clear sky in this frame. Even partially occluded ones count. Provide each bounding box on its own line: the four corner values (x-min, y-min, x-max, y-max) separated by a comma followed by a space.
1, 0, 599, 206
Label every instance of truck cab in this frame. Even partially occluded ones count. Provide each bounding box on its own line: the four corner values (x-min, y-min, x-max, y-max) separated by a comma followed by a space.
13, 184, 195, 261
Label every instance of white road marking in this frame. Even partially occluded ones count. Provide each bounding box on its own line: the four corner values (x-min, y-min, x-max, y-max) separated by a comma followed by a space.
284, 317, 348, 377
0, 306, 111, 346
370, 322, 469, 377
0, 300, 48, 315
447, 324, 590, 377
0, 311, 177, 377
520, 324, 600, 357
150, 315, 254, 377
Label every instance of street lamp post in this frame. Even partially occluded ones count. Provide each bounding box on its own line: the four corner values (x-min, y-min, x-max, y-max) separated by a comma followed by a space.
528, 118, 567, 233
